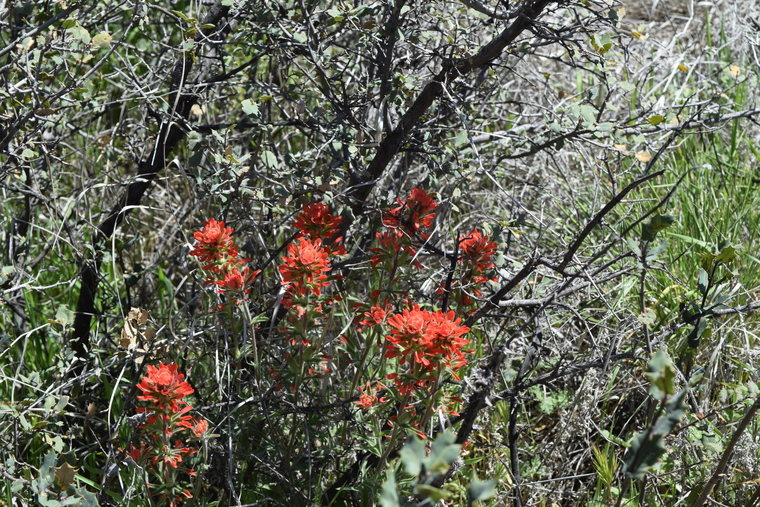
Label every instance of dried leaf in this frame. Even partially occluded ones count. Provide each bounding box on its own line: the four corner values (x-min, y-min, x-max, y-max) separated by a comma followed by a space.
120, 321, 138, 349
132, 348, 148, 366
635, 151, 652, 162
55, 462, 77, 489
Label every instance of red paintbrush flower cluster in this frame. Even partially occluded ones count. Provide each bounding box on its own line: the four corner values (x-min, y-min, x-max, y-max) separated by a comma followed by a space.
459, 229, 497, 279
129, 363, 208, 506
384, 305, 471, 394
447, 228, 498, 306
188, 218, 238, 265
279, 237, 331, 301
190, 218, 260, 301
279, 202, 345, 308
370, 188, 438, 268
136, 363, 195, 415
383, 187, 438, 238
355, 381, 389, 409
292, 202, 344, 250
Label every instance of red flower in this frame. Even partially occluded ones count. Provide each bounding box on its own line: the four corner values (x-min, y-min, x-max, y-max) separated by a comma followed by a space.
383, 188, 438, 237
293, 203, 343, 241
136, 363, 194, 413
128, 442, 148, 463
189, 218, 239, 265
459, 229, 497, 274
177, 416, 209, 438
162, 440, 195, 468
355, 382, 389, 409
359, 305, 388, 328
369, 231, 422, 268
192, 418, 208, 437
385, 306, 471, 372
279, 237, 331, 297
213, 266, 261, 293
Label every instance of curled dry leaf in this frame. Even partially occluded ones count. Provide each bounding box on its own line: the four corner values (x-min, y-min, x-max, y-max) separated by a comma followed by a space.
119, 308, 154, 364
128, 307, 149, 326
120, 320, 139, 349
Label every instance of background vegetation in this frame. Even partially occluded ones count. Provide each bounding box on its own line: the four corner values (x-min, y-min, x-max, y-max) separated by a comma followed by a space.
1, 0, 758, 505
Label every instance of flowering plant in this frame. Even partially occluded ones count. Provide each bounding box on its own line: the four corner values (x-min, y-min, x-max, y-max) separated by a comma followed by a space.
128, 363, 208, 506
189, 218, 261, 304
171, 188, 499, 502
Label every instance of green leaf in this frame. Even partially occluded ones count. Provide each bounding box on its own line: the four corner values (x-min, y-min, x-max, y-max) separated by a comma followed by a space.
424, 431, 461, 475
454, 130, 468, 147
619, 81, 635, 91
54, 395, 70, 413
91, 31, 112, 48
399, 436, 424, 476
414, 483, 448, 501
55, 306, 75, 327
33, 451, 57, 495
697, 268, 709, 295
379, 468, 401, 507
647, 115, 665, 125
596, 122, 614, 132
241, 98, 259, 116
641, 214, 675, 242
467, 474, 496, 504
261, 150, 277, 169
579, 104, 597, 124
73, 489, 99, 507
600, 429, 630, 447
715, 244, 738, 264
623, 389, 687, 479
645, 240, 668, 261
67, 25, 91, 44
688, 319, 710, 348
644, 350, 675, 399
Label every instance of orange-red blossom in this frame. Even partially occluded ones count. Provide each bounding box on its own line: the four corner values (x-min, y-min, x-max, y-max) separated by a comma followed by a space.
385, 305, 471, 376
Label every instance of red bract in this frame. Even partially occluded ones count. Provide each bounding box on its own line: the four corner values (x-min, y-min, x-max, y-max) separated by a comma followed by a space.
355, 382, 389, 409
189, 218, 239, 265
177, 416, 209, 438
128, 442, 149, 463
459, 229, 497, 274
383, 187, 438, 237
213, 266, 261, 293
385, 306, 471, 372
359, 305, 388, 328
292, 202, 342, 241
279, 237, 331, 297
162, 440, 195, 468
136, 363, 194, 412
131, 363, 207, 506
369, 231, 421, 268
190, 218, 261, 304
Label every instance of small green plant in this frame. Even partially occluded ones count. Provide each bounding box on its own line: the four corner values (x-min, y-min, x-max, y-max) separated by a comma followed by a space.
380, 432, 495, 507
